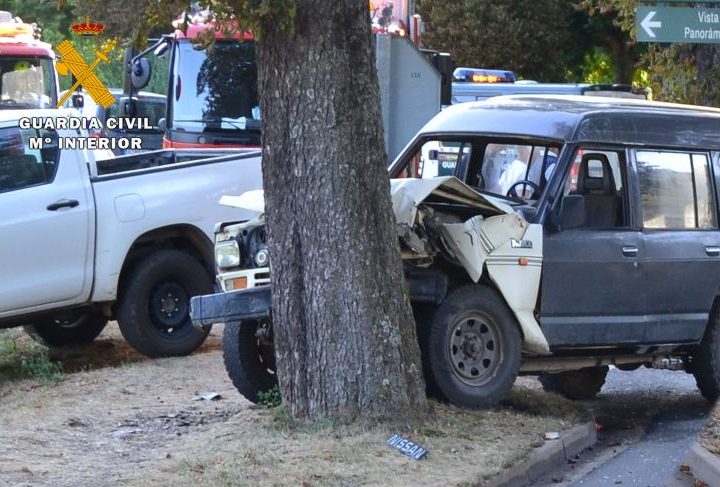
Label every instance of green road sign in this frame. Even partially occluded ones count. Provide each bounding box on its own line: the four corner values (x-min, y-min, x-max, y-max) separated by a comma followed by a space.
636, 6, 720, 43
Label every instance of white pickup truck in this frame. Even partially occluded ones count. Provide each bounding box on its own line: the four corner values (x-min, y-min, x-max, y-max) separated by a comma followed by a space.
0, 109, 262, 357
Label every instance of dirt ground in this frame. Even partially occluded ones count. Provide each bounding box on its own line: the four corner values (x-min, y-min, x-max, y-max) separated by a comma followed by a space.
0, 323, 585, 487
700, 402, 720, 456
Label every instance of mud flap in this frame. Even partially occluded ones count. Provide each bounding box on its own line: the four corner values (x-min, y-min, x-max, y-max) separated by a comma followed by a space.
190, 286, 272, 328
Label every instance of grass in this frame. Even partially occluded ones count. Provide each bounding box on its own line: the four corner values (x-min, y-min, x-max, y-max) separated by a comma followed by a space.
0, 329, 64, 384
165, 385, 587, 487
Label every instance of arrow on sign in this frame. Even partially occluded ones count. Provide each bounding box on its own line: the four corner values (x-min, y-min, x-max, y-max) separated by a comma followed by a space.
641, 11, 662, 38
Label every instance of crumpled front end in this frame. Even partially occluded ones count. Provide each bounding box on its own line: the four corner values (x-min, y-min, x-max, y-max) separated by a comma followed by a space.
394, 177, 549, 354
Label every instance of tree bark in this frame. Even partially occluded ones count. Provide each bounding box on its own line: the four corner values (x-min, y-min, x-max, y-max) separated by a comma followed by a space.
257, 1, 427, 420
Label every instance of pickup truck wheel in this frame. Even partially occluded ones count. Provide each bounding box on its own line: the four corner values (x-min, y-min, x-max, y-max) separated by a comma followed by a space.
117, 250, 212, 358
539, 366, 609, 400
692, 305, 720, 402
222, 319, 277, 403
24, 311, 108, 347
427, 285, 521, 409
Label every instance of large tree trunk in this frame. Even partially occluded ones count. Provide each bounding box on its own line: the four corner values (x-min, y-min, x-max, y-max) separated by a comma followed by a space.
257, 1, 427, 420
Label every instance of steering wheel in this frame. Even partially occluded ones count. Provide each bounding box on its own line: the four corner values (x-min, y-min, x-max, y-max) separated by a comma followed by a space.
506, 180, 541, 200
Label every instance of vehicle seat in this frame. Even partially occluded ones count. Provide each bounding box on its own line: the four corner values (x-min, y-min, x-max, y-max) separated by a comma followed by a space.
573, 154, 619, 228
0, 155, 46, 191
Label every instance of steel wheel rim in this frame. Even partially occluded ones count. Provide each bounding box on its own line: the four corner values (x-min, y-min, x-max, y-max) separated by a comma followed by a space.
447, 312, 503, 386
148, 280, 189, 333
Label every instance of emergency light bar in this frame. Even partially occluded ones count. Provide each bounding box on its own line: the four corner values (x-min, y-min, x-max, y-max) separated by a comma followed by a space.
453, 67, 516, 83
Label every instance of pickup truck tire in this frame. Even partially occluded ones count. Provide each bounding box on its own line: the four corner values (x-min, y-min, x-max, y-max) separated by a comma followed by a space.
427, 284, 521, 409
222, 319, 277, 403
24, 311, 108, 347
539, 366, 609, 400
117, 250, 212, 358
692, 305, 720, 402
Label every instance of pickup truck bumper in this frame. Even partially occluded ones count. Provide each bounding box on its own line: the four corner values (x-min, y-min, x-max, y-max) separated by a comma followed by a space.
190, 266, 449, 329
190, 286, 272, 328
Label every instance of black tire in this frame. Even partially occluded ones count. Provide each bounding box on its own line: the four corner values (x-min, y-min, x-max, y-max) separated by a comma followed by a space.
116, 250, 212, 358
539, 366, 609, 400
427, 284, 522, 409
412, 302, 443, 399
693, 305, 720, 402
24, 310, 108, 347
222, 319, 277, 403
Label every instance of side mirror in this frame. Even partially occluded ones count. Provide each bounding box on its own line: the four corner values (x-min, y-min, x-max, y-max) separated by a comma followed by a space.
131, 57, 152, 90
71, 93, 84, 109
428, 149, 439, 160
157, 117, 166, 132
558, 194, 585, 231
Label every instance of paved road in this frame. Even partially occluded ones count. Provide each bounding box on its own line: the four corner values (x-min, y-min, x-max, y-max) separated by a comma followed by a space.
531, 367, 711, 486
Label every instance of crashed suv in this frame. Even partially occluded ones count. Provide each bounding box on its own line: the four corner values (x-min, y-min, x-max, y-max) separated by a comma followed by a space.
193, 95, 720, 408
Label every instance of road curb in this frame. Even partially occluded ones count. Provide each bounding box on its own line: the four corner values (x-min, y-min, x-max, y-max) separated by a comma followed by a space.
481, 420, 597, 487
685, 443, 720, 485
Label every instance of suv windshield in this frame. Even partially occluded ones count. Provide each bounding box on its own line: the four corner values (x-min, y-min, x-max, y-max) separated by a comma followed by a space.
393, 137, 562, 202
0, 57, 55, 109
171, 40, 258, 133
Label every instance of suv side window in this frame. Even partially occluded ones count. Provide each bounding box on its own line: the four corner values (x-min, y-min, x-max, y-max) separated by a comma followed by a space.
0, 127, 59, 194
636, 150, 716, 229
559, 148, 628, 228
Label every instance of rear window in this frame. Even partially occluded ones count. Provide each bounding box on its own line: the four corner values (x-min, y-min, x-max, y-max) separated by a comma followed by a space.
636, 150, 717, 229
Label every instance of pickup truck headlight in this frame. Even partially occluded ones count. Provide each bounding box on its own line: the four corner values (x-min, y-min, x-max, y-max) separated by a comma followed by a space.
215, 240, 241, 269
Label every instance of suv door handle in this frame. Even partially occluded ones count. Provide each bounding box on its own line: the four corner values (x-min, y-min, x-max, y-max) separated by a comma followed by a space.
622, 246, 638, 257
706, 246, 720, 257
47, 199, 79, 211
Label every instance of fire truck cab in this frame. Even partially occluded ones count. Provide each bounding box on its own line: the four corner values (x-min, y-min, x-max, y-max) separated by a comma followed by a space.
128, 11, 260, 149
0, 11, 58, 109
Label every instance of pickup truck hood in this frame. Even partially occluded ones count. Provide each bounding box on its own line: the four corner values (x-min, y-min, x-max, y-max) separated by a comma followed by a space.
219, 177, 514, 222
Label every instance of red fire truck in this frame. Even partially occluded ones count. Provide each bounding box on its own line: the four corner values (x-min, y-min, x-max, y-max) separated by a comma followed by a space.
128, 11, 259, 149
0, 11, 59, 109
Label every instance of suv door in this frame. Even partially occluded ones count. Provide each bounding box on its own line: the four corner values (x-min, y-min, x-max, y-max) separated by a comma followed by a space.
541, 147, 645, 348
0, 127, 93, 316
635, 149, 720, 343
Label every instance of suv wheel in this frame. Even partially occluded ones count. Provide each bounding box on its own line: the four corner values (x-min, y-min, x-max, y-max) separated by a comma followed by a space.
24, 310, 108, 347
539, 366, 609, 400
117, 250, 212, 358
223, 319, 277, 403
426, 285, 521, 409
692, 305, 720, 402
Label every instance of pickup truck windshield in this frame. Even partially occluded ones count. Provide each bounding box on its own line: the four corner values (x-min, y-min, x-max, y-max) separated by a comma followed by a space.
0, 57, 55, 109
171, 40, 258, 133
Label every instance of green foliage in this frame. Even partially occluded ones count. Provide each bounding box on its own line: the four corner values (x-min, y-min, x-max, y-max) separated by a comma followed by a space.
258, 385, 282, 408
20, 349, 64, 383
581, 48, 615, 84
0, 0, 77, 47
581, 0, 720, 106
417, 0, 577, 82
0, 330, 64, 384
